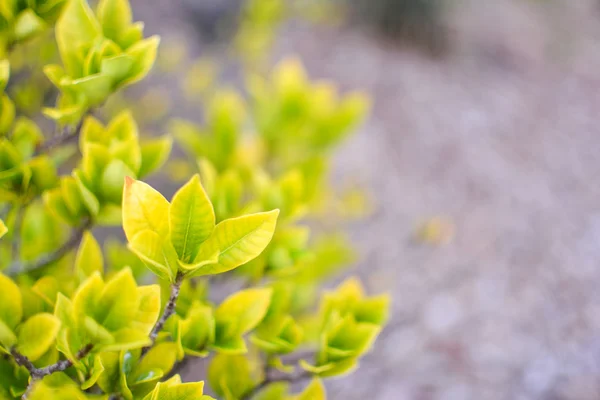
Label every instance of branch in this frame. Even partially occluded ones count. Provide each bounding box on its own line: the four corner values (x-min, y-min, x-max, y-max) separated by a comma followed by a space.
241, 368, 312, 400
141, 272, 184, 357
34, 116, 86, 156
11, 344, 93, 398
8, 218, 92, 276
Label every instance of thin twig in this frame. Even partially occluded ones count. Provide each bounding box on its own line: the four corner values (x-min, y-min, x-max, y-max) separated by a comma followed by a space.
11, 344, 93, 398
10, 206, 25, 263
34, 115, 86, 156
141, 272, 184, 357
8, 218, 92, 276
241, 368, 312, 400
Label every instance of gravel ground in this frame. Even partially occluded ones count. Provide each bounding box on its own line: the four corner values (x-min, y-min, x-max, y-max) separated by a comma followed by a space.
133, 0, 600, 398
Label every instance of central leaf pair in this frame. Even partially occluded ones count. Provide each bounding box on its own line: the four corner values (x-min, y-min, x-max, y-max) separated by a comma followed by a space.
122, 175, 279, 282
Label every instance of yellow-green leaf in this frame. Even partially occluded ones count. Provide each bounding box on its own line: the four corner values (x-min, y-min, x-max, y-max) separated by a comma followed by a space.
96, 268, 138, 331
122, 177, 170, 241
13, 9, 47, 42
0, 60, 9, 92
193, 210, 279, 276
169, 174, 215, 263
96, 0, 132, 42
122, 36, 160, 86
131, 285, 160, 335
75, 231, 104, 281
292, 379, 326, 400
138, 136, 172, 178
0, 219, 6, 238
215, 288, 272, 337
55, 0, 102, 76
131, 342, 177, 382
149, 380, 205, 400
128, 229, 178, 282
0, 274, 22, 330
17, 313, 61, 361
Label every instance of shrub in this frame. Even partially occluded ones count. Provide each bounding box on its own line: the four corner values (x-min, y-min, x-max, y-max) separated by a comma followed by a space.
0, 0, 389, 398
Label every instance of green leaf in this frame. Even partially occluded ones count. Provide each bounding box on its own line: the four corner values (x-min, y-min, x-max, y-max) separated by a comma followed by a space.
0, 274, 22, 330
169, 174, 215, 263
101, 158, 136, 204
0, 219, 6, 238
353, 294, 390, 326
128, 229, 178, 282
292, 379, 326, 400
96, 351, 121, 393
208, 354, 255, 400
101, 54, 135, 86
215, 288, 272, 338
138, 136, 172, 178
193, 210, 279, 276
31, 277, 60, 307
122, 177, 170, 241
13, 9, 47, 42
16, 313, 61, 361
81, 355, 104, 390
68, 73, 113, 106
148, 380, 206, 400
0, 60, 9, 93
75, 231, 104, 281
97, 0, 132, 42
0, 95, 15, 135
326, 317, 381, 358
131, 285, 160, 335
130, 342, 177, 383
55, 0, 102, 76
178, 302, 214, 355
209, 336, 247, 355
0, 319, 17, 350
122, 36, 159, 86
96, 268, 137, 331
103, 328, 151, 351
74, 170, 100, 216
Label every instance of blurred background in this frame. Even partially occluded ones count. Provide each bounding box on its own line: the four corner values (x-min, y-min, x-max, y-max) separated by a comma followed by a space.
126, 0, 600, 398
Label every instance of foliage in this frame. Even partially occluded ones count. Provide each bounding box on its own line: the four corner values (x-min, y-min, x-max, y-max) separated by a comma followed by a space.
0, 0, 389, 399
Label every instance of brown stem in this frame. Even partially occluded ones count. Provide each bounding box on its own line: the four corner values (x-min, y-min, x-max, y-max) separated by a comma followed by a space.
11, 344, 93, 399
34, 116, 86, 156
141, 272, 184, 357
241, 368, 312, 400
8, 219, 92, 276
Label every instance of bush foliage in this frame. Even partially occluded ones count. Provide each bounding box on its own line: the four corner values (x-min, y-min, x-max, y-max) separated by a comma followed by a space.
0, 0, 389, 398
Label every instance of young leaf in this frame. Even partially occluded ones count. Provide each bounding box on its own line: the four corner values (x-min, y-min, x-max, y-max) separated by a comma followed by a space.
0, 219, 6, 238
208, 354, 255, 400
130, 342, 178, 383
192, 209, 279, 276
215, 288, 272, 339
96, 268, 138, 331
75, 231, 104, 280
169, 174, 215, 263
96, 0, 132, 42
123, 36, 160, 86
0, 274, 22, 330
128, 229, 179, 281
148, 379, 206, 400
16, 313, 61, 361
122, 177, 170, 241
131, 285, 161, 335
292, 379, 326, 400
55, 0, 102, 76
138, 136, 173, 177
